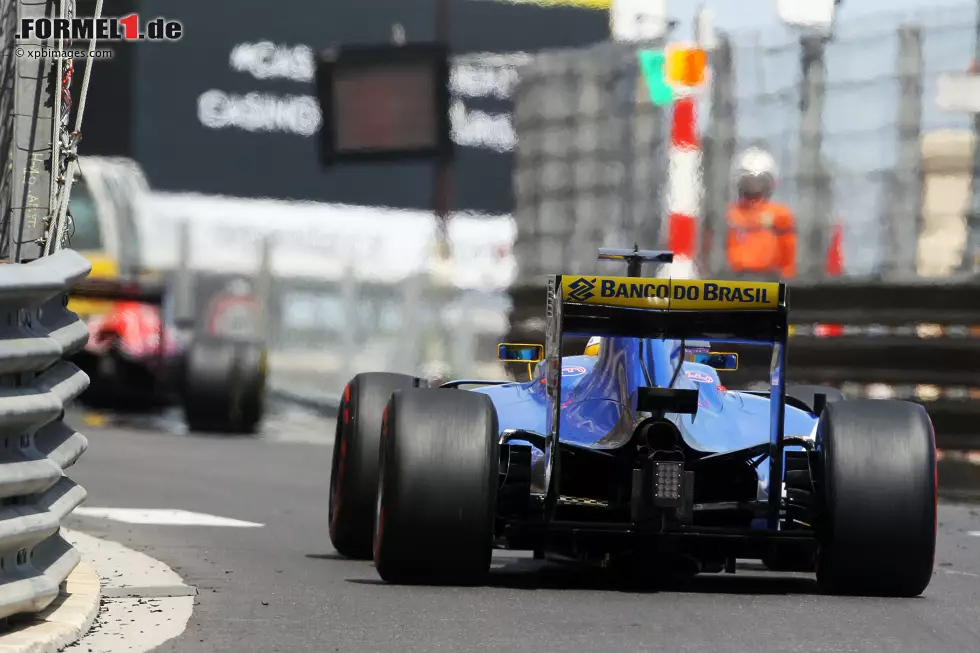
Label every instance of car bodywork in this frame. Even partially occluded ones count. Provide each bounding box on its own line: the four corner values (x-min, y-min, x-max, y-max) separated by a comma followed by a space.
70, 277, 189, 407
84, 301, 182, 362
442, 249, 820, 568
473, 341, 815, 520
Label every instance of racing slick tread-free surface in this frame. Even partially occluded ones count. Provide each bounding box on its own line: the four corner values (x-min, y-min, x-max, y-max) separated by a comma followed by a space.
182, 337, 267, 434
785, 384, 845, 413
816, 400, 937, 597
329, 373, 422, 560
373, 388, 499, 585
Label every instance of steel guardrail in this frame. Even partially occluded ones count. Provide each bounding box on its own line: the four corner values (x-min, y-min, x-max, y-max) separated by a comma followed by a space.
0, 250, 92, 621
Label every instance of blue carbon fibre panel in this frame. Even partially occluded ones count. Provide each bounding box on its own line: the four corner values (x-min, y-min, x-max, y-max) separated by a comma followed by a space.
472, 336, 816, 526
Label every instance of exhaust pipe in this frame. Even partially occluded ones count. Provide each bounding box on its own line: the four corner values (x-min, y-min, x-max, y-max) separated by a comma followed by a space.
636, 418, 682, 452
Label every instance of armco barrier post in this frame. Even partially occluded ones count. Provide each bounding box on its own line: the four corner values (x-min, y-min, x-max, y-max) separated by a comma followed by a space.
0, 250, 92, 620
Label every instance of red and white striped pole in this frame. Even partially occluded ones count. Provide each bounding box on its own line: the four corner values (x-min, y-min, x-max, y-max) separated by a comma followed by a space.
663, 9, 712, 279
666, 93, 701, 276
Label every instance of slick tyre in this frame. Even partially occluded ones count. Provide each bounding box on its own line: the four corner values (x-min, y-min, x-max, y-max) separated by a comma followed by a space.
374, 388, 498, 585
182, 337, 267, 435
816, 400, 937, 597
329, 373, 423, 560
786, 384, 844, 414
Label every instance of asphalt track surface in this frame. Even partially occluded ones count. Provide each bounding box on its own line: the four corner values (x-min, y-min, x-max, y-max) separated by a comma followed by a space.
64, 407, 980, 653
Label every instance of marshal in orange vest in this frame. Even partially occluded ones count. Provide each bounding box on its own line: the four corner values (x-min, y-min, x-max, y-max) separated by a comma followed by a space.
725, 199, 797, 279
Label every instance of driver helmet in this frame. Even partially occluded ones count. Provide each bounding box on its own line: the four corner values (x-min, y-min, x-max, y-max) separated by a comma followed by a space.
733, 146, 778, 200
584, 336, 601, 356
685, 340, 711, 363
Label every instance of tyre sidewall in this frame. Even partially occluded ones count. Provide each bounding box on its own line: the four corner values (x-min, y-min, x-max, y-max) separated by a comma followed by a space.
374, 388, 499, 583
816, 400, 937, 596
329, 373, 420, 558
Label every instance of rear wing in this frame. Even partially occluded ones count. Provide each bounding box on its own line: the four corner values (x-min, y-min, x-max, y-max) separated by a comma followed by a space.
70, 277, 166, 305
67, 277, 167, 324
67, 277, 170, 365
556, 275, 787, 343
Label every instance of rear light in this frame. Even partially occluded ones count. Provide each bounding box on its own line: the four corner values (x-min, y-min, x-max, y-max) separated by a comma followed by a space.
651, 461, 684, 506
814, 323, 843, 338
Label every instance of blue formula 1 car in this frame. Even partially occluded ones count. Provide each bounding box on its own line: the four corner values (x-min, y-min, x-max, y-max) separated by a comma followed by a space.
329, 248, 937, 597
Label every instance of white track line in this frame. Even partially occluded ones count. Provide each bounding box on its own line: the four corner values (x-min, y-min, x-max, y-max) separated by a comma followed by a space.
73, 507, 263, 527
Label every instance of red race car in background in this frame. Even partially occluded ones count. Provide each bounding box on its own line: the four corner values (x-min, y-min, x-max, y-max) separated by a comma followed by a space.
75, 298, 184, 408
69, 277, 267, 434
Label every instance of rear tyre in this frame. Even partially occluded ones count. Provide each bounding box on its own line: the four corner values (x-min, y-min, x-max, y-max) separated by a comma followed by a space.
181, 336, 266, 434
374, 388, 498, 585
815, 400, 937, 597
786, 384, 844, 414
329, 373, 422, 559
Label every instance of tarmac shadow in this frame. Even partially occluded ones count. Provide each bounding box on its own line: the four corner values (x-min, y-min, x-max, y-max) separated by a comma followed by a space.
305, 552, 349, 561
342, 557, 822, 596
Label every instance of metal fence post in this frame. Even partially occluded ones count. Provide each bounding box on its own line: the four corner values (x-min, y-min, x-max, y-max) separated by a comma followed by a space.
704, 33, 736, 278
339, 263, 357, 387
619, 47, 638, 243
9, 0, 57, 262
884, 25, 924, 281
399, 274, 424, 375
797, 34, 828, 280
255, 234, 273, 343
964, 1, 980, 274
450, 293, 470, 378
172, 220, 195, 330
632, 46, 669, 253
569, 48, 627, 267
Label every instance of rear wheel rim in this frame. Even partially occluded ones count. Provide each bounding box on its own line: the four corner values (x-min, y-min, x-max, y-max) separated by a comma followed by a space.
329, 409, 346, 536
373, 406, 390, 563
329, 384, 353, 538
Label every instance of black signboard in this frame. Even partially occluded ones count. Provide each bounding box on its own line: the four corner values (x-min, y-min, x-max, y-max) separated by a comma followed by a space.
316, 42, 453, 164
67, 0, 138, 157
78, 0, 609, 215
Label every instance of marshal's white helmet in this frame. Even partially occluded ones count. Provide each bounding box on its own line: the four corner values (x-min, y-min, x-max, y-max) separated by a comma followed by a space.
226, 278, 252, 296
733, 146, 778, 199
